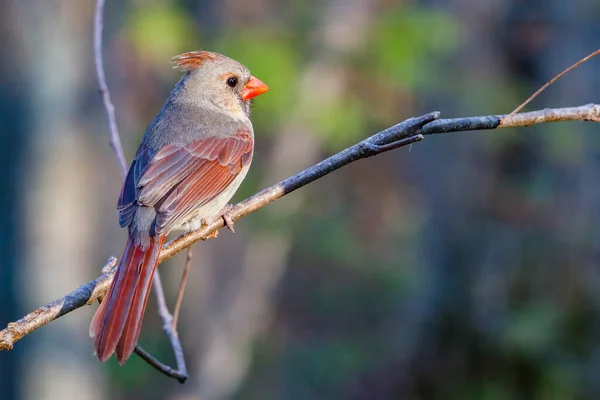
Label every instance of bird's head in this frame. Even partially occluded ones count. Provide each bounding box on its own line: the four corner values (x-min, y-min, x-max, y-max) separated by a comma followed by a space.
173, 51, 269, 119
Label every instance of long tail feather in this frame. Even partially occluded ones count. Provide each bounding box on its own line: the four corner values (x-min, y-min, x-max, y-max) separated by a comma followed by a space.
90, 235, 165, 363
115, 235, 166, 363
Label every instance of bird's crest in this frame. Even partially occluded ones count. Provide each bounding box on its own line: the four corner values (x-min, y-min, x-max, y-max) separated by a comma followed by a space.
172, 51, 222, 72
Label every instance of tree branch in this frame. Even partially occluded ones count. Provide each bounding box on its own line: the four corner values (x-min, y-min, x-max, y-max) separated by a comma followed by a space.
420, 103, 600, 135
506, 50, 600, 118
0, 112, 433, 353
172, 247, 192, 331
138, 271, 188, 383
133, 345, 187, 383
0, 257, 117, 351
1, 103, 598, 374
94, 0, 127, 178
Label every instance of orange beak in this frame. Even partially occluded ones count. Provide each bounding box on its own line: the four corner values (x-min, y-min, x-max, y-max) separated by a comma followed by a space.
241, 76, 269, 101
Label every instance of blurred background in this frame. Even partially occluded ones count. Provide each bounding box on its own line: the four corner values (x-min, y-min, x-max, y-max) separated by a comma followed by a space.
1, 0, 600, 399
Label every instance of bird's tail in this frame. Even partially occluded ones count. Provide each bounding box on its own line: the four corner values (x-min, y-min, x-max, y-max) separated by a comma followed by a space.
90, 234, 165, 364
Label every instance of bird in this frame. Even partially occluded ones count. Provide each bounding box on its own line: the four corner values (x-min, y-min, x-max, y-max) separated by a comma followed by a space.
89, 51, 269, 365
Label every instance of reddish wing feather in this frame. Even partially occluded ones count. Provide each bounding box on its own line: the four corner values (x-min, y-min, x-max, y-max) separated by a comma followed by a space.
155, 161, 234, 232
128, 130, 253, 234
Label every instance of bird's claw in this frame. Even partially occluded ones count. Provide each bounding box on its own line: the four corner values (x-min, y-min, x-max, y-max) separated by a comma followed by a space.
219, 204, 235, 233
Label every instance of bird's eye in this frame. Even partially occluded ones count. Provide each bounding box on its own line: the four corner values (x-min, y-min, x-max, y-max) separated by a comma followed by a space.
227, 77, 238, 88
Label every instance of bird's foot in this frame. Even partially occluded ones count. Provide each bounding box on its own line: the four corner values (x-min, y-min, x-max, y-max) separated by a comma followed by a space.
199, 205, 235, 239
218, 204, 236, 233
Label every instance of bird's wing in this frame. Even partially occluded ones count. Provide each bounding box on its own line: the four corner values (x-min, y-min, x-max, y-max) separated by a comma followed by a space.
118, 128, 253, 234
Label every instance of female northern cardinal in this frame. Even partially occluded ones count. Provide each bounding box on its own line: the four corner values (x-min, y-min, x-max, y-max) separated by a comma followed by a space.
90, 51, 269, 364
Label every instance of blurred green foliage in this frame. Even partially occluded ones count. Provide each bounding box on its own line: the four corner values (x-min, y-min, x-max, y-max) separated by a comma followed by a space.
369, 6, 460, 89
126, 4, 198, 68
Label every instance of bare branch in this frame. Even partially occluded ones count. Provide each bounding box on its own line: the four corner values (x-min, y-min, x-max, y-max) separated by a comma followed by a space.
499, 103, 600, 127
148, 271, 188, 382
421, 103, 600, 135
0, 112, 433, 353
134, 345, 187, 383
0, 257, 117, 350
94, 0, 127, 177
172, 247, 192, 331
1, 102, 598, 373
506, 49, 600, 118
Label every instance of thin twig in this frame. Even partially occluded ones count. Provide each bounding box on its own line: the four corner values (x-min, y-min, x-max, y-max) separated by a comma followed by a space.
172, 247, 192, 331
134, 345, 187, 383
94, 0, 188, 382
94, 0, 127, 177
150, 271, 188, 381
505, 49, 600, 119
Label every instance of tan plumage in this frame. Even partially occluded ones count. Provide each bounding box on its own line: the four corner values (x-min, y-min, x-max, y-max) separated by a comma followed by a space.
90, 51, 269, 364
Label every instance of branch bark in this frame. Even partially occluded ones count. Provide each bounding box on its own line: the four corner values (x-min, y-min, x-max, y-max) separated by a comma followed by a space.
137, 271, 188, 383
420, 103, 600, 134
1, 103, 598, 357
171, 247, 192, 331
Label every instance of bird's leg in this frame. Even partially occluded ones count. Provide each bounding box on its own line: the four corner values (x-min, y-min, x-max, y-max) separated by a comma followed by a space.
200, 205, 235, 239
218, 204, 236, 233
